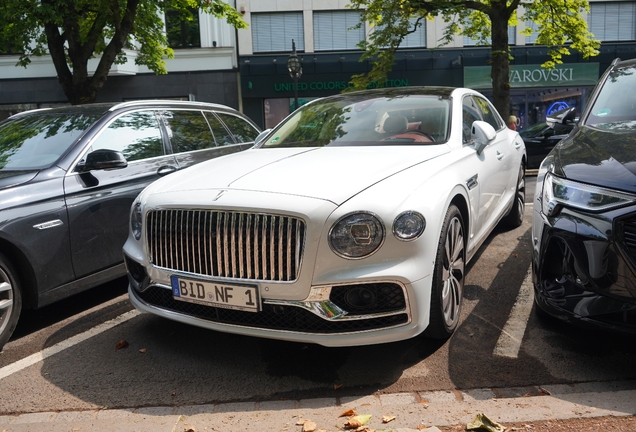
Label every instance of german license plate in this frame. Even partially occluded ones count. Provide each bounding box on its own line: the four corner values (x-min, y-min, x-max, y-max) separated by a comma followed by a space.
171, 276, 260, 312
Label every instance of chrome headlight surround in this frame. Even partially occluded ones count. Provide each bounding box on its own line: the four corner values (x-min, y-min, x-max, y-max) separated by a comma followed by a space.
328, 211, 385, 259
392, 211, 426, 241
131, 199, 143, 241
541, 172, 636, 217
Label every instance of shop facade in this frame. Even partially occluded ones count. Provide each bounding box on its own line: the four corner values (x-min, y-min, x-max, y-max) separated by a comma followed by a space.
239, 42, 636, 130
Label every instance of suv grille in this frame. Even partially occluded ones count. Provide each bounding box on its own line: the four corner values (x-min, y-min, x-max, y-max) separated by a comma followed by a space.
147, 210, 305, 281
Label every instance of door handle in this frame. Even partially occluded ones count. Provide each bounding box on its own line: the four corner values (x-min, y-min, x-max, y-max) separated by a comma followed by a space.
157, 165, 178, 176
496, 151, 504, 160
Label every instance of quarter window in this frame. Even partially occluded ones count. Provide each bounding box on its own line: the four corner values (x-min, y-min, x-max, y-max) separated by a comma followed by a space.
215, 113, 259, 143
203, 112, 235, 146
161, 110, 215, 153
90, 111, 164, 162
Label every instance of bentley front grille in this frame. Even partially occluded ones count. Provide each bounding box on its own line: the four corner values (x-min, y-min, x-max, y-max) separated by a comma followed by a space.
147, 210, 305, 282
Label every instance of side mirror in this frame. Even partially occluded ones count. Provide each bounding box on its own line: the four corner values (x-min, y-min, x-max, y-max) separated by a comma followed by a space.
76, 149, 128, 172
546, 107, 577, 133
471, 121, 496, 155
254, 129, 272, 146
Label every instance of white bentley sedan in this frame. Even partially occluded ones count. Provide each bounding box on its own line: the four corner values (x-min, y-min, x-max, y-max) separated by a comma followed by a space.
123, 87, 526, 347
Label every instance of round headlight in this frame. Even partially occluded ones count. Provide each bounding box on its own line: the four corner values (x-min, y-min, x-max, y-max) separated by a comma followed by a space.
329, 212, 385, 259
393, 211, 426, 241
131, 200, 143, 241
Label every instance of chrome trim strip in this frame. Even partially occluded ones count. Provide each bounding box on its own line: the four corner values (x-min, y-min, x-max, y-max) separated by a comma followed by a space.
33, 219, 64, 230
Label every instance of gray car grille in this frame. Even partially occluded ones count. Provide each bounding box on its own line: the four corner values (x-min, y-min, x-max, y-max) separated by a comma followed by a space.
146, 210, 305, 281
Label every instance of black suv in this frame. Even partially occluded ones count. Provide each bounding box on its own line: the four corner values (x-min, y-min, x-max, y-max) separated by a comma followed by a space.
532, 57, 636, 333
0, 100, 260, 348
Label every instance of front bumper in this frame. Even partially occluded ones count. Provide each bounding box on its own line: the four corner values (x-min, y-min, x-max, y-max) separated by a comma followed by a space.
125, 253, 432, 347
532, 203, 636, 334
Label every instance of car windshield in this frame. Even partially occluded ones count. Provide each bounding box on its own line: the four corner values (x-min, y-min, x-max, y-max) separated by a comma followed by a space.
586, 64, 636, 129
261, 94, 451, 148
0, 110, 101, 170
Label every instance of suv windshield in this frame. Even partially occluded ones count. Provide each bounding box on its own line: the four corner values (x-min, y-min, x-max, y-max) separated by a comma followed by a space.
261, 94, 451, 148
0, 110, 101, 170
586, 64, 636, 128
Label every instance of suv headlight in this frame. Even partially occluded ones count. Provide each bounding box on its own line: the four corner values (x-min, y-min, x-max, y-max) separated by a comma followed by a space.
329, 212, 385, 259
131, 199, 143, 240
541, 172, 636, 217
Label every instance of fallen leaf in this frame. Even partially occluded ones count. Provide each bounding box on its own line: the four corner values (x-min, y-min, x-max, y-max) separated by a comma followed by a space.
334, 383, 343, 390
171, 392, 177, 397
382, 415, 395, 423
302, 420, 317, 432
539, 387, 552, 395
466, 413, 505, 432
139, 348, 147, 353
115, 340, 129, 350
344, 414, 372, 429
339, 408, 358, 417
184, 428, 195, 432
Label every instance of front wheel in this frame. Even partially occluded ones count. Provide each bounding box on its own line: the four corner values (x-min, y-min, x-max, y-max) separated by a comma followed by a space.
424, 205, 465, 339
0, 253, 22, 351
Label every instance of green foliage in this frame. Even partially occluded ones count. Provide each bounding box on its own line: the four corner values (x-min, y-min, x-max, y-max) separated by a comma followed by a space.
346, 0, 600, 91
0, 0, 246, 103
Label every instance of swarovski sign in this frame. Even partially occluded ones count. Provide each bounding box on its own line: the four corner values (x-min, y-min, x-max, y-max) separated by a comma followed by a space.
464, 63, 599, 89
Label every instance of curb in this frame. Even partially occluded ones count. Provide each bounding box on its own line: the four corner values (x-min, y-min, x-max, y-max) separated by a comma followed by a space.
1, 380, 635, 431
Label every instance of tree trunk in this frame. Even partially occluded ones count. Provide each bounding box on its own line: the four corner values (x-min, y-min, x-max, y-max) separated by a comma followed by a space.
489, 3, 511, 123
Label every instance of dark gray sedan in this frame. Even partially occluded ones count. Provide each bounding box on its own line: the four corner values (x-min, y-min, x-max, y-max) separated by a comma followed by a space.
0, 100, 260, 349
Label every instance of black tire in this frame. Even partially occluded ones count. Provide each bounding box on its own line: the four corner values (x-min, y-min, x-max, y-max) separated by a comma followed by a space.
0, 252, 22, 351
503, 163, 525, 228
424, 204, 465, 339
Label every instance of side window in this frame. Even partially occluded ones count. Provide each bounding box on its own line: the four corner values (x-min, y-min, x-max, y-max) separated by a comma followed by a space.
90, 110, 164, 162
474, 97, 503, 130
216, 112, 259, 143
162, 110, 215, 153
203, 112, 236, 146
462, 97, 481, 143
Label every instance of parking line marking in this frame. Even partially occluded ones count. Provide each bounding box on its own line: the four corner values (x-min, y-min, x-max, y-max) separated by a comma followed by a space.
493, 267, 534, 358
0, 309, 141, 380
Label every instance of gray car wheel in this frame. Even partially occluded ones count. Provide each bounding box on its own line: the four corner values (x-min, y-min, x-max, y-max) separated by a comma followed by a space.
0, 253, 21, 350
424, 204, 465, 339
503, 163, 525, 228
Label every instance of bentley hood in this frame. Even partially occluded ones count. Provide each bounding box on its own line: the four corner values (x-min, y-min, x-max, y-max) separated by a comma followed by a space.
554, 123, 636, 194
147, 146, 450, 206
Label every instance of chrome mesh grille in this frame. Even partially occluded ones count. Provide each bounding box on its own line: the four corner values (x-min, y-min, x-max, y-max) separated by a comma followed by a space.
147, 210, 305, 281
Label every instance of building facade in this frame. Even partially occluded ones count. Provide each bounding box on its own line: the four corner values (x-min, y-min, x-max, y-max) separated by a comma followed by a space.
236, 0, 636, 130
1, 0, 634, 129
0, 3, 241, 120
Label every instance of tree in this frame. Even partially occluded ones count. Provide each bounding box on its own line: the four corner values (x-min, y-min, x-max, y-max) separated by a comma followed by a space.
347, 0, 600, 121
0, 0, 246, 105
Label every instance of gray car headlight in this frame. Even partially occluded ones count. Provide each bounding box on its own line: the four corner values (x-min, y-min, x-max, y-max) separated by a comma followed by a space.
542, 172, 635, 217
131, 200, 143, 241
329, 212, 385, 259
393, 211, 426, 241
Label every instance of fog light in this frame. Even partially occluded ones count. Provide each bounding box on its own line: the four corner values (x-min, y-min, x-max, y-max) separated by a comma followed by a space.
345, 287, 376, 309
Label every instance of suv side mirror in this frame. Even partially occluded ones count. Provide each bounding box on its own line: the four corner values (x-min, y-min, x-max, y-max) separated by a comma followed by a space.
471, 121, 496, 155
76, 149, 128, 172
547, 107, 577, 134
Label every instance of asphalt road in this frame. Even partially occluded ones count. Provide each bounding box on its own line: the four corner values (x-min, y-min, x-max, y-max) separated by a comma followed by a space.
2, 175, 636, 416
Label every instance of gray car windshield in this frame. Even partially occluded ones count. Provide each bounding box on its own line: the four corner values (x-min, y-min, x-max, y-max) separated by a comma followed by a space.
261, 94, 451, 148
0, 111, 100, 170
586, 65, 636, 129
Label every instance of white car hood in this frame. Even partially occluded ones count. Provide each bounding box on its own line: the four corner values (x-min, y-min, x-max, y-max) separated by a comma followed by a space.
153, 146, 450, 205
